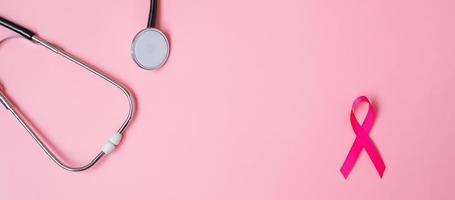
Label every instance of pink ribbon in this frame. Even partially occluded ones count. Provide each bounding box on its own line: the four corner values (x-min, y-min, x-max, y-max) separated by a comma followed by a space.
340, 96, 386, 178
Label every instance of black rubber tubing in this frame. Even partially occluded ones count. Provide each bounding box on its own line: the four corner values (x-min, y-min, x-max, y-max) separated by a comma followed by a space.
2, 0, 157, 37
0, 16, 35, 40
147, 0, 157, 28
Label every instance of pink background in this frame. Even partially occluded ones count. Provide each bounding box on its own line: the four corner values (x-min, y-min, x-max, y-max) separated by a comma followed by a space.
1, 0, 454, 199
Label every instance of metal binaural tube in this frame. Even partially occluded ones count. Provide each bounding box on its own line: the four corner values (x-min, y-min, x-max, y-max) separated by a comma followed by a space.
0, 89, 13, 110
32, 36, 135, 135
10, 105, 105, 172
0, 16, 135, 172
0, 36, 135, 172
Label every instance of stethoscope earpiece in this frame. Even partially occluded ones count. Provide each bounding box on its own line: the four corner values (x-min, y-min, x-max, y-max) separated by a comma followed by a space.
131, 28, 169, 70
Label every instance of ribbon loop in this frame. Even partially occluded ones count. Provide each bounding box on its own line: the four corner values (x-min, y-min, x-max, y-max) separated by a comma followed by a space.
340, 96, 386, 178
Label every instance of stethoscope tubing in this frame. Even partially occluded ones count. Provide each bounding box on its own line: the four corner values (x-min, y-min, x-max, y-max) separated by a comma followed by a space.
0, 16, 135, 172
147, 0, 158, 28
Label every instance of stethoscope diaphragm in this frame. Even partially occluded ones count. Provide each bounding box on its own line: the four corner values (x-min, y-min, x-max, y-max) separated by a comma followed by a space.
131, 28, 169, 70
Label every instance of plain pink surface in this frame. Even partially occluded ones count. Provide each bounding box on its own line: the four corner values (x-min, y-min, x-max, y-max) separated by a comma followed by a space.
1, 0, 454, 199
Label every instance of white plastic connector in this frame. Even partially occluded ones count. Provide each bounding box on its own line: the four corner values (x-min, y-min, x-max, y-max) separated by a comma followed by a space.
102, 142, 115, 154
109, 132, 122, 145
101, 132, 123, 154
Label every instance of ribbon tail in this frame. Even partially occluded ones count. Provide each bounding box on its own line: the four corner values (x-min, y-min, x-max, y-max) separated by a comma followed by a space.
340, 138, 363, 178
363, 139, 386, 177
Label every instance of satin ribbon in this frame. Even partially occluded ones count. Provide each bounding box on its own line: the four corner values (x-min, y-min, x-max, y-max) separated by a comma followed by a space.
340, 96, 386, 178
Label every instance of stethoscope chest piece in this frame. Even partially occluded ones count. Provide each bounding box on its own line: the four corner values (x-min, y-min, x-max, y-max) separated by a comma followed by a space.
131, 28, 169, 70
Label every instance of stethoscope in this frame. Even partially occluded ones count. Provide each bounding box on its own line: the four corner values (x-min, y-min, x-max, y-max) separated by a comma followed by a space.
0, 0, 167, 171
0, 1, 166, 171
0, 16, 135, 171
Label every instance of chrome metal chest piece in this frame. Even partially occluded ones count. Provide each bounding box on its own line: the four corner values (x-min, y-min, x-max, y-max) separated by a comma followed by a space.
131, 0, 170, 70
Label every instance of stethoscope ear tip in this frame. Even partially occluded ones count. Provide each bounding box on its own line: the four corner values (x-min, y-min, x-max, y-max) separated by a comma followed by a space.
131, 28, 169, 70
